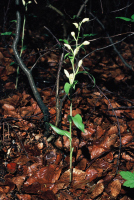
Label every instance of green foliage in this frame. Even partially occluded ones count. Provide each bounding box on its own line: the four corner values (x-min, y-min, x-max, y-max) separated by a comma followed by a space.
83, 33, 97, 37
71, 15, 80, 19
116, 14, 134, 22
72, 114, 84, 132
64, 53, 71, 59
21, 45, 27, 51
10, 62, 15, 66
49, 123, 71, 139
120, 171, 134, 188
10, 20, 17, 23
64, 82, 71, 95
59, 39, 69, 44
1, 32, 15, 36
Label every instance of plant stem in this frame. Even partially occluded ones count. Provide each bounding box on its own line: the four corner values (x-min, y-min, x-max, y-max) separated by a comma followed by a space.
13, 0, 49, 127
70, 137, 73, 182
69, 101, 73, 182
15, 10, 26, 89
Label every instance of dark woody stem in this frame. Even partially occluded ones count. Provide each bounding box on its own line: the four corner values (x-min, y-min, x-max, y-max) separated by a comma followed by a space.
13, 0, 49, 131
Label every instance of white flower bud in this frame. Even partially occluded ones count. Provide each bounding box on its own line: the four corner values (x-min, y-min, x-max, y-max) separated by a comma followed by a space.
71, 32, 75, 38
64, 69, 70, 78
82, 18, 89, 23
64, 69, 75, 84
22, 0, 26, 6
69, 73, 74, 84
82, 41, 90, 45
78, 59, 83, 68
73, 23, 79, 29
74, 47, 80, 56
64, 44, 72, 50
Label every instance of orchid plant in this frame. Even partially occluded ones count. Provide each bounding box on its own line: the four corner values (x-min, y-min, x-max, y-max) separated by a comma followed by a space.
50, 18, 90, 182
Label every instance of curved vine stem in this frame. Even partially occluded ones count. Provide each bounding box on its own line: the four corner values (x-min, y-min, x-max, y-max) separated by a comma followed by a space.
12, 0, 49, 131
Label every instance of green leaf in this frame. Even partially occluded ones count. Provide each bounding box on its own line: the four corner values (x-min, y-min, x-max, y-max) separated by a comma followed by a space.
120, 171, 134, 188
50, 123, 71, 139
10, 20, 17, 23
83, 67, 90, 70
71, 15, 80, 19
72, 114, 85, 132
64, 82, 71, 95
123, 180, 134, 188
10, 62, 15, 66
131, 14, 134, 20
77, 71, 89, 74
80, 46, 86, 53
116, 17, 131, 21
64, 53, 71, 59
59, 39, 68, 44
83, 33, 97, 37
120, 171, 134, 180
1, 32, 13, 36
69, 56, 74, 62
67, 115, 72, 123
21, 45, 27, 51
63, 39, 69, 44
72, 80, 78, 90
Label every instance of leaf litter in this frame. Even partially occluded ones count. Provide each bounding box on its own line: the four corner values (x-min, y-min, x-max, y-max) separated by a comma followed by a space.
0, 27, 134, 200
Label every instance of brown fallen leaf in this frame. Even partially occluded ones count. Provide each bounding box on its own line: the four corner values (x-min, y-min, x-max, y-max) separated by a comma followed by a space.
81, 125, 95, 140
94, 116, 103, 125
40, 190, 57, 200
27, 163, 41, 177
12, 175, 26, 191
4, 82, 15, 89
90, 145, 105, 160
35, 164, 61, 184
16, 194, 31, 200
100, 133, 118, 149
72, 137, 79, 152
115, 74, 125, 81
109, 179, 121, 198
59, 168, 86, 187
96, 126, 105, 139
57, 190, 73, 200
52, 182, 65, 194
90, 182, 104, 199
122, 152, 134, 162
76, 158, 87, 171
63, 136, 70, 150
86, 168, 98, 182
6, 65, 16, 75
121, 135, 133, 145
107, 126, 118, 136
72, 108, 82, 117
13, 155, 30, 165
49, 107, 56, 115
0, 194, 10, 200
2, 104, 15, 111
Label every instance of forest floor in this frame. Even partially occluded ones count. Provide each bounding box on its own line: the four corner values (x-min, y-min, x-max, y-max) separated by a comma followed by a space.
0, 21, 134, 200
